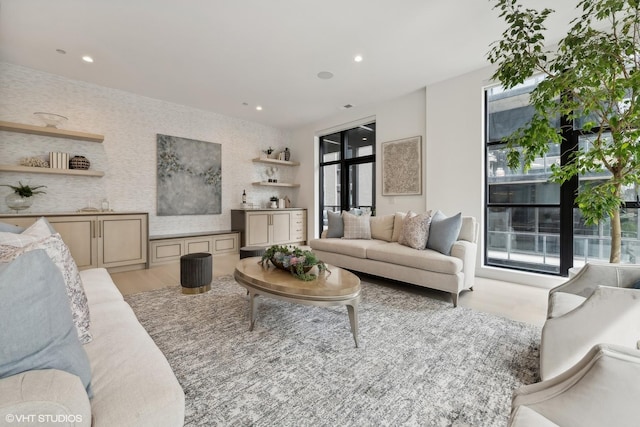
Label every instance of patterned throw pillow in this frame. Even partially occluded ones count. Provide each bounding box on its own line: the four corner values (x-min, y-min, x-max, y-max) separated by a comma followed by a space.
0, 217, 54, 246
399, 211, 433, 250
0, 233, 92, 344
342, 211, 372, 239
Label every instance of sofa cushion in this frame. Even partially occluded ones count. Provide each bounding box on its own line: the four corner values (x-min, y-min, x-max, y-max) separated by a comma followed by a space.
399, 211, 432, 250
370, 214, 395, 242
342, 211, 371, 239
0, 249, 92, 395
310, 238, 385, 259
426, 211, 462, 255
0, 234, 92, 344
326, 210, 344, 238
367, 242, 463, 274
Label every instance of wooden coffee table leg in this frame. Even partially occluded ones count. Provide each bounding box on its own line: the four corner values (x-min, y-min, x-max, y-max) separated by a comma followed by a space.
347, 300, 359, 348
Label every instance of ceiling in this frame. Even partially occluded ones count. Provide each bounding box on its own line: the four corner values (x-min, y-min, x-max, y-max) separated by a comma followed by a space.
0, 0, 580, 130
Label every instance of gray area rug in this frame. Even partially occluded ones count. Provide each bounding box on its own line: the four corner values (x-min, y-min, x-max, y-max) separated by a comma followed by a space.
125, 276, 540, 427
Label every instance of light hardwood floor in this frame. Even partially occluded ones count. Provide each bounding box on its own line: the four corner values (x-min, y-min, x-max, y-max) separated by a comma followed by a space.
110, 254, 549, 327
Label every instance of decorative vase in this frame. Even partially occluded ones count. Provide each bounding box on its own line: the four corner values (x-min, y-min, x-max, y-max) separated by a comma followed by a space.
6, 193, 33, 213
69, 155, 90, 170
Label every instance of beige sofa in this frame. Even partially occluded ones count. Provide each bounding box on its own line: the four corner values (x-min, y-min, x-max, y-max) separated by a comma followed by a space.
310, 215, 478, 306
0, 267, 185, 427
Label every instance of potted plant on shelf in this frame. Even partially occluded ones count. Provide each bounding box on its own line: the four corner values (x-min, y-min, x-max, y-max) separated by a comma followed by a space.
487, 0, 640, 263
1, 181, 47, 213
260, 245, 330, 281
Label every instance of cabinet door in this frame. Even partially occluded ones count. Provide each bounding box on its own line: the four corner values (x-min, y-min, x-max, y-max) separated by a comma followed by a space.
246, 212, 270, 246
271, 212, 291, 244
185, 236, 212, 254
98, 214, 148, 268
47, 216, 97, 269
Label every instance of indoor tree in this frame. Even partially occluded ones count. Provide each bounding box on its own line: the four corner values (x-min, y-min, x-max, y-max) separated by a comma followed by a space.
487, 0, 640, 263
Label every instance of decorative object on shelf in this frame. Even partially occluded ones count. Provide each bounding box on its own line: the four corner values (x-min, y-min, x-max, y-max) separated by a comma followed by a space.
278, 198, 285, 209
69, 155, 90, 170
100, 198, 110, 212
33, 112, 68, 128
265, 166, 279, 183
269, 196, 278, 209
1, 181, 46, 213
262, 146, 274, 159
285, 196, 291, 208
20, 157, 49, 168
157, 134, 222, 215
284, 147, 291, 161
49, 152, 70, 169
382, 136, 422, 196
242, 189, 247, 205
260, 245, 330, 281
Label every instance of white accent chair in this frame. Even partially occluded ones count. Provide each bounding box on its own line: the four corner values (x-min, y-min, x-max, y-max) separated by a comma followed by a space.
509, 344, 640, 427
540, 262, 640, 380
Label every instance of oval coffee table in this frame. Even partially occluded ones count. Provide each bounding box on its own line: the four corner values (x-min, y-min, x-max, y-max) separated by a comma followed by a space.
234, 257, 361, 347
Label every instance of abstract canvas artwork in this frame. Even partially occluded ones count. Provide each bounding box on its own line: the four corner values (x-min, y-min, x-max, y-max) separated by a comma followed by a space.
157, 134, 222, 215
381, 136, 422, 195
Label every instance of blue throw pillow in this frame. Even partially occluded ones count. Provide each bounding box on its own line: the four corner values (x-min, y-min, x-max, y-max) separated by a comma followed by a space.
632, 280, 640, 289
0, 221, 25, 233
326, 210, 344, 238
426, 211, 463, 255
0, 249, 92, 396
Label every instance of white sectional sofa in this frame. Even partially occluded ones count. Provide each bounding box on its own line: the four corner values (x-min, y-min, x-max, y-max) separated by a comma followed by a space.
310, 213, 478, 306
0, 265, 185, 427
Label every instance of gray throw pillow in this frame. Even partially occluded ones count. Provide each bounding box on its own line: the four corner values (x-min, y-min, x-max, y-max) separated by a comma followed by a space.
0, 249, 92, 396
0, 221, 24, 233
326, 211, 344, 238
342, 211, 372, 239
426, 211, 462, 255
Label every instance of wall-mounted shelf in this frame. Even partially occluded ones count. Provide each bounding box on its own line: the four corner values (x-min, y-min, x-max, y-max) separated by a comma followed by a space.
0, 120, 104, 143
252, 158, 300, 166
0, 165, 105, 177
252, 181, 300, 188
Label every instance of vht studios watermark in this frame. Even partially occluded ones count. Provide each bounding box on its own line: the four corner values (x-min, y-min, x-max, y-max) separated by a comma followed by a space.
5, 414, 84, 424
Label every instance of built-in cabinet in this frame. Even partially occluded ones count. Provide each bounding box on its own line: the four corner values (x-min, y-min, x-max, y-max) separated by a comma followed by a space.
0, 212, 148, 272
231, 208, 306, 247
149, 231, 239, 267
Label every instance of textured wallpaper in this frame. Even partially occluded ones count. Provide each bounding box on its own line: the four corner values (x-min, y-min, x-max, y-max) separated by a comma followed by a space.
0, 62, 295, 235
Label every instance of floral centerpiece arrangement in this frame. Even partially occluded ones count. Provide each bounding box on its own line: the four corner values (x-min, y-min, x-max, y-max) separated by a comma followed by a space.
260, 245, 330, 281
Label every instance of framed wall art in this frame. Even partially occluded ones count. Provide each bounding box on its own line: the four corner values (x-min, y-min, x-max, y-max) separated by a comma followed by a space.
381, 136, 422, 196
157, 134, 222, 215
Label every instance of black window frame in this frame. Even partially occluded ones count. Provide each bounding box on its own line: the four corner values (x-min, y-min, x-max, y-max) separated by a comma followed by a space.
319, 123, 376, 236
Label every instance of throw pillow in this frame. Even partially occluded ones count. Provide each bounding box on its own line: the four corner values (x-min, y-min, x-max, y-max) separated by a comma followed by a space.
0, 217, 54, 247
326, 210, 344, 238
0, 249, 92, 396
342, 211, 372, 239
398, 211, 417, 246
0, 221, 24, 234
370, 214, 395, 242
391, 212, 407, 242
0, 234, 92, 344
399, 211, 433, 250
632, 280, 640, 289
426, 211, 463, 255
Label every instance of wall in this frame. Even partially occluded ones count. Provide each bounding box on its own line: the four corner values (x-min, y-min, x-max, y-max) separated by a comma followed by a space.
0, 62, 294, 236
290, 89, 426, 237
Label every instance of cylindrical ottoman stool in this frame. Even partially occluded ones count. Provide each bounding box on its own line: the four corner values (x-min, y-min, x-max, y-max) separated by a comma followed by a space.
240, 246, 267, 260
180, 252, 212, 294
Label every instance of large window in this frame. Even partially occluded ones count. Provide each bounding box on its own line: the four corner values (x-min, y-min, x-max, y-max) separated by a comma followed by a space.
319, 122, 376, 234
485, 78, 640, 275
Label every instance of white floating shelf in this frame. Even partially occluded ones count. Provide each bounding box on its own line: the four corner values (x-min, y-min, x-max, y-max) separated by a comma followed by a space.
0, 120, 104, 143
0, 165, 105, 177
252, 181, 300, 188
252, 158, 300, 166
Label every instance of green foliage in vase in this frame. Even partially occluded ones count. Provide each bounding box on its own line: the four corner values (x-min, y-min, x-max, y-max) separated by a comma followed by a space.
487, 0, 640, 263
260, 245, 330, 281
1, 181, 47, 198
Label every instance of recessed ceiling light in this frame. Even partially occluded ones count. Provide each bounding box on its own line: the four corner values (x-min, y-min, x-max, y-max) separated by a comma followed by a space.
354, 55, 363, 62
317, 71, 334, 80
256, 106, 263, 111
362, 137, 367, 141
56, 49, 66, 54
82, 55, 94, 63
